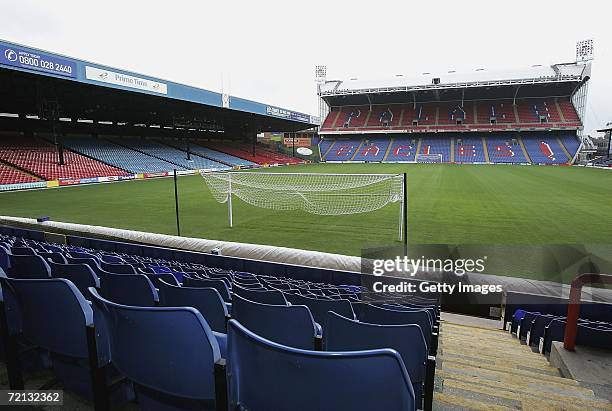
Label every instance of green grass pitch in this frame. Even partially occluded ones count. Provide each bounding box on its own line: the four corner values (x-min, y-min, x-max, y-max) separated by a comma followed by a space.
1, 163, 611, 260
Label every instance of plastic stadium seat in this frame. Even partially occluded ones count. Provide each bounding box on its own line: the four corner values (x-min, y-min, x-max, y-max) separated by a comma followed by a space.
227, 319, 416, 411
284, 292, 355, 330
10, 247, 38, 256
48, 261, 100, 296
88, 288, 225, 411
142, 272, 180, 288
358, 304, 436, 355
157, 279, 229, 333
0, 276, 127, 408
8, 255, 51, 279
325, 311, 433, 411
233, 285, 287, 305
184, 276, 231, 302
98, 273, 158, 306
231, 294, 319, 350
99, 261, 137, 275
36, 252, 67, 264
0, 245, 10, 270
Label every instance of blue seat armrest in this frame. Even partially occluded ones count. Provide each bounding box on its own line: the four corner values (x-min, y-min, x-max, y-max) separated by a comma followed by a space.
314, 322, 322, 337
431, 332, 438, 356
213, 332, 227, 359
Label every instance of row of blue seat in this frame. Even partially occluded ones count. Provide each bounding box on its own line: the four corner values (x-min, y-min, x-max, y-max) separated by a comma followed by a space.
510, 309, 612, 354
0, 235, 440, 410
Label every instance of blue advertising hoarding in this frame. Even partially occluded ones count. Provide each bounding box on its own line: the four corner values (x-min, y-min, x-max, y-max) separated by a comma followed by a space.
0, 44, 76, 78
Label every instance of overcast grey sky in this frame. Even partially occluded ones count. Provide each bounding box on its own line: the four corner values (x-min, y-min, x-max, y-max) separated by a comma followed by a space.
1, 0, 610, 136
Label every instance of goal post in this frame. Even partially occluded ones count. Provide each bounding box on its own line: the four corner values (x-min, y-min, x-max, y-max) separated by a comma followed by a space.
200, 171, 408, 243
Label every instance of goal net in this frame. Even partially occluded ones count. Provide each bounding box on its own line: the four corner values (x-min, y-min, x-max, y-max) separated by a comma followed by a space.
416, 153, 443, 163
200, 171, 406, 238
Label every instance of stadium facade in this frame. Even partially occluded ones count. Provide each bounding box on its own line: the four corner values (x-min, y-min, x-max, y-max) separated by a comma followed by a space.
317, 59, 591, 165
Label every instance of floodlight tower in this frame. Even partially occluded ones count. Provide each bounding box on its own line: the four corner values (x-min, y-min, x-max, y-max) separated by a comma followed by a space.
315, 65, 328, 125
573, 39, 593, 137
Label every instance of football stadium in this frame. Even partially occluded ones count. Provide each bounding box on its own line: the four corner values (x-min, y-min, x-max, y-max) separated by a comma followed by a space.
0, 3, 611, 410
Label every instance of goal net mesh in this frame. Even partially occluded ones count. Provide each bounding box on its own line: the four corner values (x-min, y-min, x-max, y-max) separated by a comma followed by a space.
201, 172, 403, 216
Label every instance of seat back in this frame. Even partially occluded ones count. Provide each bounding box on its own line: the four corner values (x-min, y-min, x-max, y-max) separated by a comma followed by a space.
37, 252, 67, 264
232, 294, 317, 350
183, 276, 231, 302
157, 280, 228, 333
144, 273, 180, 288
48, 261, 100, 296
0, 277, 91, 358
99, 261, 136, 275
325, 311, 426, 400
89, 288, 221, 405
285, 292, 355, 326
234, 285, 287, 305
99, 273, 158, 306
10, 247, 37, 256
358, 304, 432, 348
227, 319, 415, 411
8, 255, 51, 279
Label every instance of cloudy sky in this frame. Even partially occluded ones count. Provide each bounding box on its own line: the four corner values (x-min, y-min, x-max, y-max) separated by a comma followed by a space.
1, 0, 610, 136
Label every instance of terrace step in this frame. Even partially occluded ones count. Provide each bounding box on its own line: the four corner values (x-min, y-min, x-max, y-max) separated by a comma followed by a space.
434, 321, 612, 410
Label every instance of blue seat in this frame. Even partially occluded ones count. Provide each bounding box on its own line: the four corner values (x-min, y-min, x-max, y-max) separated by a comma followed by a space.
232, 294, 319, 350
8, 255, 51, 279
48, 261, 100, 297
0, 244, 11, 270
99, 255, 124, 264
99, 273, 158, 306
184, 276, 231, 303
143, 272, 180, 288
0, 276, 126, 409
89, 288, 225, 411
284, 292, 355, 329
10, 247, 37, 256
526, 313, 558, 348
517, 311, 540, 341
325, 311, 433, 410
233, 285, 287, 305
358, 304, 436, 355
37, 252, 67, 264
157, 279, 228, 333
99, 262, 136, 275
227, 319, 416, 411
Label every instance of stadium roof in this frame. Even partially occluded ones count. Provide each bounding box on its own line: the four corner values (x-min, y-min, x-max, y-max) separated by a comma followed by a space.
319, 62, 591, 106
0, 39, 318, 136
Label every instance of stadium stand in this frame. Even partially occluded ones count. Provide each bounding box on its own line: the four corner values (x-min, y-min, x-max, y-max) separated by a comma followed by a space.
419, 137, 451, 163
0, 135, 129, 180
454, 136, 486, 163
352, 139, 391, 162
319, 98, 580, 133
321, 138, 361, 161
107, 137, 229, 171
320, 133, 581, 164
385, 138, 418, 162
60, 135, 181, 173
0, 163, 40, 184
199, 141, 304, 165
522, 135, 570, 164
486, 135, 528, 163
0, 231, 438, 410
170, 142, 258, 167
